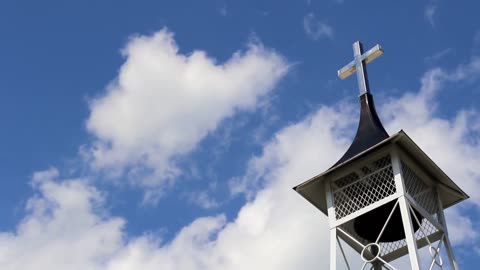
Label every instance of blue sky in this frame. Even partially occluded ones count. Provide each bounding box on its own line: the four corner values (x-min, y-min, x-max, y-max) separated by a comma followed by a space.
0, 0, 479, 269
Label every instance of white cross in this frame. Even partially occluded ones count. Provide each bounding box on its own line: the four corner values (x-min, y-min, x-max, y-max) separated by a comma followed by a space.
337, 41, 384, 95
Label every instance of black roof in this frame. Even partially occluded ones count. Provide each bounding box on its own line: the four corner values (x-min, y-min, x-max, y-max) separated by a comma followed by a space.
332, 92, 389, 167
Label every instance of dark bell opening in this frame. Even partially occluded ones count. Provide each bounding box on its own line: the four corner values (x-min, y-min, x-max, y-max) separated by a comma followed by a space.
353, 200, 423, 242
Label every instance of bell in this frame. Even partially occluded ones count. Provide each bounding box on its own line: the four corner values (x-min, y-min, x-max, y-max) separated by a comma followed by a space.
353, 200, 423, 242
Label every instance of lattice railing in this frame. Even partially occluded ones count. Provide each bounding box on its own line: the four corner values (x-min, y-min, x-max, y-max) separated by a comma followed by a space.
332, 155, 396, 220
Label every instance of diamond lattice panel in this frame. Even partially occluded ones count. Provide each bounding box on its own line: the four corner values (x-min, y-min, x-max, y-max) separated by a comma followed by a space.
332, 156, 397, 220
402, 162, 428, 196
402, 162, 440, 223
380, 209, 440, 260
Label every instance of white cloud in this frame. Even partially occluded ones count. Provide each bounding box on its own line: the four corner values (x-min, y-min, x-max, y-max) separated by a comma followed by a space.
85, 28, 289, 192
7, 67, 479, 268
225, 56, 480, 267
0, 105, 352, 270
424, 48, 453, 64
186, 190, 220, 209
105, 105, 355, 270
3, 57, 480, 268
4, 37, 480, 270
303, 13, 334, 40
382, 57, 480, 205
425, 0, 439, 27
230, 104, 355, 197
0, 168, 125, 270
445, 208, 478, 245
378, 57, 480, 255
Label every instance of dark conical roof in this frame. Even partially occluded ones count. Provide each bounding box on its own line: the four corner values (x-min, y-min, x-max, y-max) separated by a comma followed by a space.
332, 92, 388, 167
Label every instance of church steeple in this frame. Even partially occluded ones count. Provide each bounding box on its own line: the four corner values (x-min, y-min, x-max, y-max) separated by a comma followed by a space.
293, 41, 468, 270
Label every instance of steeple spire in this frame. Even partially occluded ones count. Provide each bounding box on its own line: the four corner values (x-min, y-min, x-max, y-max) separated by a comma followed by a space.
333, 41, 388, 167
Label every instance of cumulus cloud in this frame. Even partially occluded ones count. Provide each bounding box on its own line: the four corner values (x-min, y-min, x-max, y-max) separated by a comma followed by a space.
445, 209, 478, 245
0, 168, 125, 270
377, 57, 480, 258
225, 56, 480, 268
383, 57, 480, 205
85, 28, 289, 191
0, 106, 353, 270
230, 104, 354, 197
6, 65, 479, 268
303, 13, 334, 40
185, 190, 220, 209
4, 36, 480, 270
3, 63, 480, 269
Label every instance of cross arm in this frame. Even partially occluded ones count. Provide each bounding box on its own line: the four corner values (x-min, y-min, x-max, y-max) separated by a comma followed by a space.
337, 44, 384, 80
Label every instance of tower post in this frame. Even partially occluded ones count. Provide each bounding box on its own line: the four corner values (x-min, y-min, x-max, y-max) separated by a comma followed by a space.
392, 150, 421, 269
436, 191, 459, 270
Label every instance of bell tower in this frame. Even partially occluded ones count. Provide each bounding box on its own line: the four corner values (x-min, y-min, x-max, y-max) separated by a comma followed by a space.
293, 41, 468, 269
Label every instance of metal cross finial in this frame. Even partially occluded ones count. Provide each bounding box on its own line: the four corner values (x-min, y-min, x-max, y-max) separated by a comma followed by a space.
338, 41, 384, 95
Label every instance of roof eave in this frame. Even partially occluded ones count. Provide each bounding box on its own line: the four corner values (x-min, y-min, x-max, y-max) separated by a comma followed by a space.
293, 130, 469, 215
